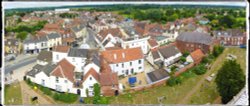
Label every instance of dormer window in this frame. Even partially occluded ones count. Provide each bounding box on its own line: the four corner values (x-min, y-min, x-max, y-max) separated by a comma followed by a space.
90, 77, 92, 80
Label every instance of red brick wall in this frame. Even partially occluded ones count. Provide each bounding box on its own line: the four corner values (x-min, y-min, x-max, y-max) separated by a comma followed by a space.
176, 40, 211, 54
174, 63, 194, 77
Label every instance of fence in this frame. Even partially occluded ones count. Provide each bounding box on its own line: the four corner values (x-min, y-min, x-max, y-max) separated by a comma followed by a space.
127, 63, 194, 93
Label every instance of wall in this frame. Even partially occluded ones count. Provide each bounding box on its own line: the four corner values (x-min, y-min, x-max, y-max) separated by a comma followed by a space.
110, 59, 144, 76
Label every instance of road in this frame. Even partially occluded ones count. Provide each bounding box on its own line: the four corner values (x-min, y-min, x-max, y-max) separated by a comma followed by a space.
4, 57, 36, 74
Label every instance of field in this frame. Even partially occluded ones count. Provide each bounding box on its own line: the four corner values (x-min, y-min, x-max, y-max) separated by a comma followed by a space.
107, 47, 246, 104
5, 82, 23, 105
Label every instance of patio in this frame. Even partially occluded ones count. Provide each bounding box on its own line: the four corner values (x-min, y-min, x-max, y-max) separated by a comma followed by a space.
119, 71, 148, 90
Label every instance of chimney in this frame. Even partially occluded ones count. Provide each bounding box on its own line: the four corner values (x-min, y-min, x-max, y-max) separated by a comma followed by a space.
114, 54, 117, 60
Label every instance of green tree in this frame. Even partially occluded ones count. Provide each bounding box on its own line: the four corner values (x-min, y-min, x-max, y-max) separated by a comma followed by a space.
16, 31, 28, 41
215, 60, 245, 104
93, 83, 101, 104
193, 64, 207, 75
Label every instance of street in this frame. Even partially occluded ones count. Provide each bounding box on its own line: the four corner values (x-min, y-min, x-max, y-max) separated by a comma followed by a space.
4, 54, 37, 74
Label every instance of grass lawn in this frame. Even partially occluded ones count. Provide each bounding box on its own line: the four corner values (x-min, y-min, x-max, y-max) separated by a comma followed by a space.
188, 47, 246, 104
5, 82, 23, 105
105, 47, 246, 104
107, 74, 203, 104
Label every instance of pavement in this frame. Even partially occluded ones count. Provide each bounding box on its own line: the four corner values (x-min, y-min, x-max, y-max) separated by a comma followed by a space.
11, 62, 37, 81
4, 54, 37, 74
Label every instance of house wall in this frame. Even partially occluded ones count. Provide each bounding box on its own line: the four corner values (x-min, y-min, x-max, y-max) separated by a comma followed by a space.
49, 76, 75, 94
67, 57, 86, 72
109, 59, 144, 76
176, 40, 211, 54
84, 63, 100, 75
81, 75, 99, 97
164, 53, 182, 66
121, 36, 150, 54
52, 51, 68, 63
219, 36, 246, 46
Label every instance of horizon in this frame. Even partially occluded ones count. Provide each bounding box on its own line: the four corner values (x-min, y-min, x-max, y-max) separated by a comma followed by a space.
3, 1, 247, 10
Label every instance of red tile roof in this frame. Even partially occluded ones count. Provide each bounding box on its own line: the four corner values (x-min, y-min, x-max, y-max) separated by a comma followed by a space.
101, 47, 143, 64
190, 49, 205, 62
53, 46, 70, 53
98, 28, 123, 41
83, 68, 99, 83
51, 58, 75, 82
148, 39, 158, 47
100, 72, 118, 86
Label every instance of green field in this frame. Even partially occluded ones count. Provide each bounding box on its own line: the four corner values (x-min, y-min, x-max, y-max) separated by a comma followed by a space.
188, 47, 246, 104
106, 47, 246, 104
5, 82, 23, 105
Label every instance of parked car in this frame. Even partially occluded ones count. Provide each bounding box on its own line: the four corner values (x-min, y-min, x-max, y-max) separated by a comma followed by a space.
5, 54, 16, 62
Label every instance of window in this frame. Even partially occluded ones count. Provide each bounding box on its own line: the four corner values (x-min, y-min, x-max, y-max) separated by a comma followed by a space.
131, 68, 134, 74
130, 62, 132, 66
56, 77, 59, 83
138, 60, 142, 64
90, 77, 92, 80
56, 55, 59, 60
72, 58, 75, 62
65, 80, 67, 83
122, 63, 124, 68
116, 64, 119, 67
82, 59, 84, 63
67, 89, 70, 92
139, 67, 142, 70
89, 86, 93, 89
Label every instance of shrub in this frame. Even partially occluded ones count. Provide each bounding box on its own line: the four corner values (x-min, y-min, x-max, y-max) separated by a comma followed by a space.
183, 51, 190, 57
53, 93, 78, 103
213, 45, 225, 57
167, 76, 182, 86
40, 86, 52, 96
193, 64, 207, 75
180, 56, 186, 63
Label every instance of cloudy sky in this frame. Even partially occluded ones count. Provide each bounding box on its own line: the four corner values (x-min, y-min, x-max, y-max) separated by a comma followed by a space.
3, 1, 246, 9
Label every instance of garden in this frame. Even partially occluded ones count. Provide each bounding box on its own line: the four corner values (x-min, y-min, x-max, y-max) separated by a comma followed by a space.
25, 78, 79, 104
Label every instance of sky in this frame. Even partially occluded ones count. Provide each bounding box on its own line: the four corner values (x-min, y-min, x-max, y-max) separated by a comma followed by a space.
3, 1, 247, 9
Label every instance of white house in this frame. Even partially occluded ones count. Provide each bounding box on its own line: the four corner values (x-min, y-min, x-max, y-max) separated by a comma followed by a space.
52, 46, 99, 72
23, 33, 62, 54
26, 58, 100, 97
147, 44, 182, 67
121, 35, 150, 54
101, 47, 144, 76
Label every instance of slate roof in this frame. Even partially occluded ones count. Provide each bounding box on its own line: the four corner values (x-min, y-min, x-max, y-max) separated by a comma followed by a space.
213, 29, 245, 37
147, 69, 169, 82
26, 64, 56, 77
68, 48, 98, 59
47, 33, 61, 39
71, 24, 85, 32
5, 39, 19, 46
177, 32, 212, 45
37, 50, 52, 62
158, 44, 181, 59
151, 49, 161, 60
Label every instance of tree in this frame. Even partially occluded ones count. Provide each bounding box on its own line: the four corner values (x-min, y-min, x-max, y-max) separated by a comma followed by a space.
16, 31, 28, 41
193, 64, 207, 75
213, 45, 224, 57
215, 60, 245, 104
93, 83, 101, 104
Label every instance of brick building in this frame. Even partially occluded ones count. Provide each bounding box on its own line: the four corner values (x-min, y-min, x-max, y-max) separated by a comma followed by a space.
176, 32, 213, 54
